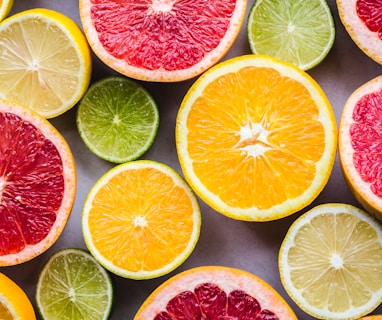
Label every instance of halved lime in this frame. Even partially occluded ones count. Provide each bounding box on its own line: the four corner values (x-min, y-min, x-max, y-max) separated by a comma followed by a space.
36, 248, 113, 320
76, 76, 160, 163
247, 0, 335, 70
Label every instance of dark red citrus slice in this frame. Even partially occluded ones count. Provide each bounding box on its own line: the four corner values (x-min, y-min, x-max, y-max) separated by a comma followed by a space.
79, 0, 247, 82
339, 75, 382, 221
134, 266, 297, 319
356, 0, 382, 37
0, 99, 76, 266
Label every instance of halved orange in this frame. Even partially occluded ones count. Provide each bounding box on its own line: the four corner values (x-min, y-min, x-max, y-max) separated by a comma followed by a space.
0, 99, 76, 266
134, 266, 297, 319
82, 160, 201, 279
339, 75, 382, 221
79, 0, 247, 82
176, 54, 337, 221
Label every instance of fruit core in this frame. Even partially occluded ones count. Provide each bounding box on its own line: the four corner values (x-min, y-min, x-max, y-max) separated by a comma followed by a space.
154, 282, 279, 319
235, 121, 271, 157
356, 0, 382, 39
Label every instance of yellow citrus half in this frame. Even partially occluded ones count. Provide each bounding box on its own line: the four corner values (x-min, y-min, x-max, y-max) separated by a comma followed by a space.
0, 0, 13, 22
176, 54, 337, 221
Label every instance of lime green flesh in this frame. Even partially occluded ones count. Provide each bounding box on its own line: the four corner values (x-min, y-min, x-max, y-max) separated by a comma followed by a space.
77, 76, 159, 163
36, 249, 113, 320
247, 0, 335, 70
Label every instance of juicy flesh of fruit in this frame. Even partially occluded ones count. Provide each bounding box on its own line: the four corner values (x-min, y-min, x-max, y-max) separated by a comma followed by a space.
90, 0, 236, 71
38, 251, 111, 319
88, 167, 196, 272
0, 16, 83, 114
187, 66, 325, 210
356, 0, 382, 39
350, 89, 382, 198
154, 282, 278, 320
0, 112, 63, 255
287, 212, 382, 312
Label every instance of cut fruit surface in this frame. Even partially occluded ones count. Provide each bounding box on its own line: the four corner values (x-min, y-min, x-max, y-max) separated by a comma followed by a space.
279, 203, 382, 320
0, 0, 13, 22
337, 0, 382, 64
0, 272, 36, 320
134, 265, 297, 319
0, 8, 92, 118
36, 248, 113, 320
247, 0, 335, 70
0, 99, 76, 266
82, 160, 201, 279
176, 54, 337, 221
76, 76, 159, 163
339, 75, 382, 221
79, 0, 247, 82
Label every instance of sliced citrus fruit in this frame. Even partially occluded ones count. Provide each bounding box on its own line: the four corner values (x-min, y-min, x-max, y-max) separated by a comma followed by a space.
339, 75, 382, 221
36, 248, 113, 320
134, 265, 297, 319
76, 76, 159, 163
175, 54, 337, 221
279, 203, 382, 320
79, 0, 247, 82
361, 316, 382, 320
0, 8, 92, 118
82, 160, 201, 279
0, 272, 36, 320
337, 0, 382, 65
0, 99, 76, 266
247, 0, 335, 70
0, 0, 13, 22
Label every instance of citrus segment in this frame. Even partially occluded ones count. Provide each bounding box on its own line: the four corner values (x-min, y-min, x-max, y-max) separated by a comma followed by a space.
247, 0, 335, 70
279, 203, 382, 319
337, 0, 382, 64
176, 55, 337, 221
82, 160, 201, 279
134, 266, 297, 319
36, 248, 113, 320
76, 76, 159, 163
0, 0, 13, 22
339, 75, 382, 221
0, 99, 76, 266
79, 0, 247, 82
0, 8, 92, 118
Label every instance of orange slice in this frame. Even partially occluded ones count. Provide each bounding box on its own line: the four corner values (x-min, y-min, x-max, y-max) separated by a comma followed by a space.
79, 0, 247, 82
339, 75, 382, 221
134, 266, 297, 319
337, 0, 382, 64
82, 160, 201, 279
176, 54, 337, 221
0, 272, 36, 319
0, 99, 76, 266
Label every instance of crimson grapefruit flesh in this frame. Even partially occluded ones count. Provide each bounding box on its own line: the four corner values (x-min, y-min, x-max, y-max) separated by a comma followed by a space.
134, 266, 297, 319
0, 100, 76, 266
79, 0, 247, 82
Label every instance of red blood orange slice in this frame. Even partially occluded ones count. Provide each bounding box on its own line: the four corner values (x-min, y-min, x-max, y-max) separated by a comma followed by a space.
339, 75, 382, 221
79, 0, 247, 82
0, 100, 76, 266
134, 266, 297, 319
337, 0, 382, 64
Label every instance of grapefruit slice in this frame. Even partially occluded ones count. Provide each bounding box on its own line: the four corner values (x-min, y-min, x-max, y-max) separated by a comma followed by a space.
0, 100, 76, 266
339, 75, 382, 221
79, 0, 247, 82
337, 0, 382, 64
134, 266, 297, 319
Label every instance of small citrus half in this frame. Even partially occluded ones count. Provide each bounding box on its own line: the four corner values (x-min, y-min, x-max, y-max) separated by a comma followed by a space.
0, 0, 13, 22
176, 54, 337, 221
339, 75, 382, 221
79, 0, 247, 82
134, 265, 297, 319
0, 99, 76, 266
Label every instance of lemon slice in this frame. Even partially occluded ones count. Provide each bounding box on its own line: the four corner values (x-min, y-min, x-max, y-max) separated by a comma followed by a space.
0, 0, 13, 21
0, 8, 91, 118
279, 203, 382, 319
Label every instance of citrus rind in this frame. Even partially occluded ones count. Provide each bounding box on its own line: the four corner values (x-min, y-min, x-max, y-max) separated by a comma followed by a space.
0, 0, 13, 22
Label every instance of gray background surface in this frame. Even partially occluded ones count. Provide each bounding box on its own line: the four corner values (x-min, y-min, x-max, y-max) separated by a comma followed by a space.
2, 0, 382, 319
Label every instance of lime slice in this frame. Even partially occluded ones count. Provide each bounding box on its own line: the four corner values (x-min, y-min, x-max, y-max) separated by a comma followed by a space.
76, 76, 159, 163
36, 248, 113, 320
247, 0, 335, 70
